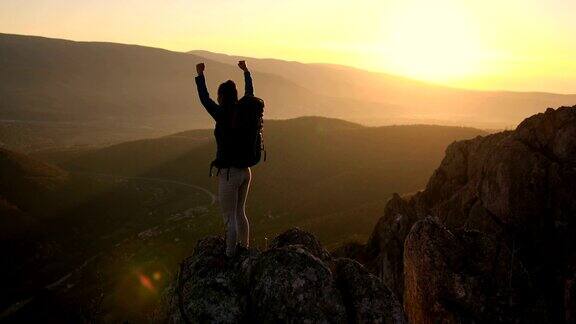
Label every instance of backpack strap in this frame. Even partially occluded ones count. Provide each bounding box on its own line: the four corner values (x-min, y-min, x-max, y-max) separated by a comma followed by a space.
212, 166, 231, 182
259, 116, 267, 162
209, 161, 215, 177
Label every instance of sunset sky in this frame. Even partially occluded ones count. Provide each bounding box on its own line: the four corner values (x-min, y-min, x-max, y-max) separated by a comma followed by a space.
1, 0, 574, 93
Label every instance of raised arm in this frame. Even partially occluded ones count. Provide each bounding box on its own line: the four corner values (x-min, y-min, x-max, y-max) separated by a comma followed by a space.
238, 60, 254, 97
195, 63, 220, 120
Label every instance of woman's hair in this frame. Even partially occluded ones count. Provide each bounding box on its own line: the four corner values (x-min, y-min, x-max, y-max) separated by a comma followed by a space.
217, 80, 238, 106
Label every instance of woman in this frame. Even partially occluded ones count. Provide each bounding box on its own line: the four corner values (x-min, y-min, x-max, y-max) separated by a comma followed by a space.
195, 60, 254, 257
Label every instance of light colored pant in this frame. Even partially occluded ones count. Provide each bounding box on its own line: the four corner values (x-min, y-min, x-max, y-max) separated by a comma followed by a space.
218, 167, 251, 256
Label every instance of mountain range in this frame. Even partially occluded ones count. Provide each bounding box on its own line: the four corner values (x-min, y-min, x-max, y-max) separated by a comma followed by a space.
2, 33, 576, 151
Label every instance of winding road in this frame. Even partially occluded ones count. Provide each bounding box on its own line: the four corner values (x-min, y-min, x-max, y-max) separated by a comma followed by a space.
76, 171, 217, 205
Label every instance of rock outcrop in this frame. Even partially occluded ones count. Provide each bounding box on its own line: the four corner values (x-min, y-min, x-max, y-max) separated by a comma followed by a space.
341, 106, 576, 323
162, 228, 405, 323
403, 217, 544, 323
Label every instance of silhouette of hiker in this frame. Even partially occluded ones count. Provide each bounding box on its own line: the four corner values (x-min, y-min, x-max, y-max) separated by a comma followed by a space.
195, 60, 264, 257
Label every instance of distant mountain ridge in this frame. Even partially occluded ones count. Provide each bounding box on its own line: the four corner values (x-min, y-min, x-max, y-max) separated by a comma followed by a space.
0, 33, 396, 130
1, 33, 575, 152
190, 50, 576, 127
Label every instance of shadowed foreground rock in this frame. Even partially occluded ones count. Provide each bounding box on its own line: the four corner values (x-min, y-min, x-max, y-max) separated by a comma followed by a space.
404, 217, 544, 323
333, 258, 405, 324
161, 228, 405, 323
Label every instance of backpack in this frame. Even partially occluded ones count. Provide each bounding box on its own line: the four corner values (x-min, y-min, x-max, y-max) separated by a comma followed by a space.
233, 96, 266, 168
209, 96, 266, 175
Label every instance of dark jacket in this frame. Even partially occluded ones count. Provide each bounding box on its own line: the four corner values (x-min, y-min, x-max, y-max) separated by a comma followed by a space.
195, 71, 254, 169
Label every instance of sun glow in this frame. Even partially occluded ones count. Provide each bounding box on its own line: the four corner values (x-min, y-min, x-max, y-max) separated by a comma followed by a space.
1, 0, 575, 92
378, 0, 486, 83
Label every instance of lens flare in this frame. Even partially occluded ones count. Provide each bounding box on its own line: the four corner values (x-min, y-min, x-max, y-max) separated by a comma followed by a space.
138, 273, 155, 291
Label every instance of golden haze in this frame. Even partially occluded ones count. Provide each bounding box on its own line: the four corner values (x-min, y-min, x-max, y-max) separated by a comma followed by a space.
0, 0, 574, 93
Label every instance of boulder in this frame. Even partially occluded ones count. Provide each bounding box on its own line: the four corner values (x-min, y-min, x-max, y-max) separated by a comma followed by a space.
333, 258, 406, 324
364, 193, 423, 301
269, 227, 331, 261
249, 245, 346, 323
163, 228, 405, 323
403, 217, 546, 324
164, 236, 248, 323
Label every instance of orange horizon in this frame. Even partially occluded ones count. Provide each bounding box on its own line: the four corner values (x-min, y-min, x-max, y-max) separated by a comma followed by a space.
1, 0, 575, 93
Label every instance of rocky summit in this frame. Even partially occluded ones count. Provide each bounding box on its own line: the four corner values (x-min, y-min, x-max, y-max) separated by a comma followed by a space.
159, 228, 406, 323
338, 105, 576, 323
160, 106, 576, 323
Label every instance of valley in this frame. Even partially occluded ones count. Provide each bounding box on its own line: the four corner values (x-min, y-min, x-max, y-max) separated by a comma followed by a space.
1, 170, 218, 322
1, 117, 487, 321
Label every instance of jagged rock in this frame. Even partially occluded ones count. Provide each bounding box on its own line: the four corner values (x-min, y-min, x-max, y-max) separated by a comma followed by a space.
334, 192, 429, 303
269, 227, 332, 261
340, 106, 576, 322
333, 258, 406, 324
363, 193, 424, 301
422, 107, 576, 322
331, 241, 368, 264
404, 217, 545, 324
249, 245, 346, 323
164, 236, 250, 323
164, 228, 405, 323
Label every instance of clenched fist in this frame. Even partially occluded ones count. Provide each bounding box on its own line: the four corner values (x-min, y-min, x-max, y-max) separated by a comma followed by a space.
196, 63, 205, 75
238, 60, 248, 72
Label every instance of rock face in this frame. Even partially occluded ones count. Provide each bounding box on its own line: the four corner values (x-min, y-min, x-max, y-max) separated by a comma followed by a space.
341, 106, 576, 323
269, 227, 332, 261
162, 236, 249, 323
333, 258, 405, 324
250, 246, 347, 323
404, 217, 543, 323
162, 228, 405, 323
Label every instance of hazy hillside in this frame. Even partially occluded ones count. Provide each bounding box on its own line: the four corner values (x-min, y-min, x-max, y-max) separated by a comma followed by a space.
0, 33, 397, 151
191, 50, 576, 127
41, 117, 487, 245
2, 33, 575, 153
0, 147, 218, 322
0, 148, 69, 238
